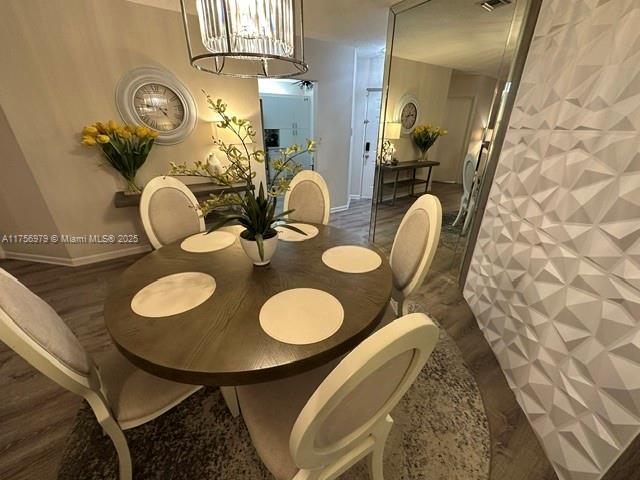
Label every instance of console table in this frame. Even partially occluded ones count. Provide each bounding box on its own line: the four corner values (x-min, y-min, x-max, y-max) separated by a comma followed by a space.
377, 160, 440, 205
114, 182, 252, 208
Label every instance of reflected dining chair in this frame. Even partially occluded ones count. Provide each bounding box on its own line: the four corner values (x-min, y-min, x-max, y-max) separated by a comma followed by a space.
237, 312, 439, 480
284, 170, 331, 225
0, 268, 201, 480
140, 176, 205, 249
387, 194, 442, 319
452, 153, 477, 228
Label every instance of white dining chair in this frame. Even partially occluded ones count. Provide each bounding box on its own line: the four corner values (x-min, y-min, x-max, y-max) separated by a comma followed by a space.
388, 194, 442, 318
284, 170, 331, 225
237, 312, 439, 480
140, 176, 205, 249
452, 153, 477, 227
0, 268, 201, 480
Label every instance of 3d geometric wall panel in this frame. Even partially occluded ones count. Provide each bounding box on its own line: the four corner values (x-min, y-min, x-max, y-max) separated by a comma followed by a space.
463, 1, 640, 479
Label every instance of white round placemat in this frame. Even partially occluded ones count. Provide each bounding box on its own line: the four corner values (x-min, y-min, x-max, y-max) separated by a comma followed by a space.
275, 223, 319, 242
259, 288, 344, 345
131, 272, 216, 318
322, 245, 382, 274
180, 231, 236, 253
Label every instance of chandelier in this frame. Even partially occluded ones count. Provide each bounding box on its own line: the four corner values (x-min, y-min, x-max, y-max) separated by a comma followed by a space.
180, 0, 308, 78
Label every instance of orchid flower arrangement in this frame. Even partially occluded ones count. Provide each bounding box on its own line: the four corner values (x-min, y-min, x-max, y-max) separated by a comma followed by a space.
169, 92, 315, 261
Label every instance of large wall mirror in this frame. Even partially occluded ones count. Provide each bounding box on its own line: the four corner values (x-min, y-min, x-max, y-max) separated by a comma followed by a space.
369, 0, 540, 287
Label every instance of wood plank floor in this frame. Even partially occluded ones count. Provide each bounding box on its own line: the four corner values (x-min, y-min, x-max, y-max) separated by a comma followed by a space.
0, 182, 556, 480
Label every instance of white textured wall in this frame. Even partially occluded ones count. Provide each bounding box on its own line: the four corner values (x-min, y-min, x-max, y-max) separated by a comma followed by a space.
464, 1, 640, 479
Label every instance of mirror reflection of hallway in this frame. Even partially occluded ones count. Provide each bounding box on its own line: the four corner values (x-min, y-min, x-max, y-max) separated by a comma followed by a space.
370, 0, 522, 277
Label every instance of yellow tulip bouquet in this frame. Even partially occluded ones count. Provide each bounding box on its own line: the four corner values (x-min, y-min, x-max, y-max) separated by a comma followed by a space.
81, 121, 159, 193
412, 124, 447, 161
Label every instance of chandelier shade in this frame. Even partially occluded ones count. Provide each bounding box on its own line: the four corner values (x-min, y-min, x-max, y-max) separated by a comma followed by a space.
180, 0, 308, 78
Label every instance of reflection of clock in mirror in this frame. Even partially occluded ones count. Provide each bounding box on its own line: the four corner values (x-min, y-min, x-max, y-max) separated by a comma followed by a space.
395, 94, 421, 134
116, 67, 197, 145
401, 103, 417, 131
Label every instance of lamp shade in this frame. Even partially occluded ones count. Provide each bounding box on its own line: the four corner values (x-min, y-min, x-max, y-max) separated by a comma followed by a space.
181, 0, 308, 78
385, 122, 402, 140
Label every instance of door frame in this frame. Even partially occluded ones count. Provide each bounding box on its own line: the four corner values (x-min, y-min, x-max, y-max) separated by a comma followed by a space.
441, 95, 476, 184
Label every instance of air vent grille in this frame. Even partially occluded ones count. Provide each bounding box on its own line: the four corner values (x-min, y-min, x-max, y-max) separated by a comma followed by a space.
479, 0, 512, 12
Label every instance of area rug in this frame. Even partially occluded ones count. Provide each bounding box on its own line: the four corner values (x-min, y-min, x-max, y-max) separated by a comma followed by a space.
57, 304, 490, 480
439, 211, 465, 252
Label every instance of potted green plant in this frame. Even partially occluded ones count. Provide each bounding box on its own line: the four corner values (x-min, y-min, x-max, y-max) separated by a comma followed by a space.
412, 124, 447, 161
169, 93, 315, 266
81, 120, 158, 193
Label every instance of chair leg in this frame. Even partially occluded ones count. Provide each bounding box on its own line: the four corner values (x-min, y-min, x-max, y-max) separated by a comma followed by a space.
452, 195, 468, 227
220, 386, 241, 417
101, 417, 132, 480
368, 415, 394, 480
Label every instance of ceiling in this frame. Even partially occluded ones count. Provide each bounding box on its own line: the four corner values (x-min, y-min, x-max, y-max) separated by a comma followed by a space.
126, 0, 516, 70
393, 0, 516, 76
125, 0, 394, 56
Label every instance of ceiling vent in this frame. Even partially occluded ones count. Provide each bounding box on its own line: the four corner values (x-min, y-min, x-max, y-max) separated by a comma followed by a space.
479, 0, 512, 12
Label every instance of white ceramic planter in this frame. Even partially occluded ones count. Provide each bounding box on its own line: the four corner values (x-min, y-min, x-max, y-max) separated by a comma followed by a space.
239, 232, 279, 266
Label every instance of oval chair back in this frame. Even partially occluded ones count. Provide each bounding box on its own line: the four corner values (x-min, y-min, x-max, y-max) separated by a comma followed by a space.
140, 176, 205, 249
289, 313, 439, 478
283, 170, 331, 225
389, 194, 442, 315
462, 153, 476, 198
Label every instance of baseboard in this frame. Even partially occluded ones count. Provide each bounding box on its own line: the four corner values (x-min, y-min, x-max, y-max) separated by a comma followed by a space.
331, 201, 351, 213
349, 194, 361, 200
2, 244, 152, 267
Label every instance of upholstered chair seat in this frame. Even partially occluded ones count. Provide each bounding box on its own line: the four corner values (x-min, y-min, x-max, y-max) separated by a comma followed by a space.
238, 362, 336, 480
284, 170, 331, 225
237, 313, 439, 480
96, 347, 200, 429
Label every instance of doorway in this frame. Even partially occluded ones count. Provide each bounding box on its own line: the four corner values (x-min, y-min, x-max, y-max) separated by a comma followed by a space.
437, 96, 475, 184
258, 79, 316, 187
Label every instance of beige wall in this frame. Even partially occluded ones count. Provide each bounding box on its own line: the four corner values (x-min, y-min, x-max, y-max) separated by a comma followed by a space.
299, 38, 357, 210
0, 0, 264, 262
385, 56, 452, 189
448, 71, 496, 157
437, 71, 497, 182
0, 107, 68, 258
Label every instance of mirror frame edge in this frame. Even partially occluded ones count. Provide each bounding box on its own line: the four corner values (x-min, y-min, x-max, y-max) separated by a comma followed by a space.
458, 0, 543, 289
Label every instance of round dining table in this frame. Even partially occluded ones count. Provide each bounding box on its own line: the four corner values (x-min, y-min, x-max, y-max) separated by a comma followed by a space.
104, 224, 393, 386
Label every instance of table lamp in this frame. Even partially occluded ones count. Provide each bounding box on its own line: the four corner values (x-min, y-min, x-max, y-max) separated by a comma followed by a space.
381, 122, 401, 164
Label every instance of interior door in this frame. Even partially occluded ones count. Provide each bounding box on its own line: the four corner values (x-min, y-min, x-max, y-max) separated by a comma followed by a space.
361, 90, 382, 199
435, 96, 474, 183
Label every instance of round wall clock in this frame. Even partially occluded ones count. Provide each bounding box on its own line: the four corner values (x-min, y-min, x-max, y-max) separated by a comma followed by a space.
395, 94, 421, 134
116, 67, 197, 145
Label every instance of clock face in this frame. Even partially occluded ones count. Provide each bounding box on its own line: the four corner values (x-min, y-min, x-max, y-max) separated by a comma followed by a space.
401, 102, 418, 130
133, 83, 185, 132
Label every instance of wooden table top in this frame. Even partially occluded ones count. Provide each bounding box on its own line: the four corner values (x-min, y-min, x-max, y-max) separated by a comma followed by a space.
104, 225, 393, 386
